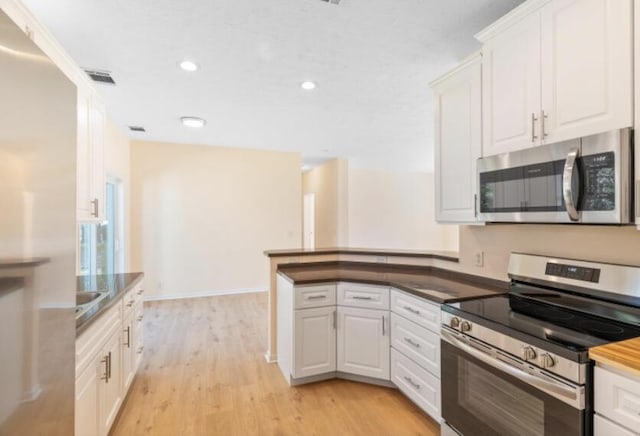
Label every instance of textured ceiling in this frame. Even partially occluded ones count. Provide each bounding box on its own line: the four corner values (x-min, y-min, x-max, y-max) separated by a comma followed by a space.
24, 0, 523, 171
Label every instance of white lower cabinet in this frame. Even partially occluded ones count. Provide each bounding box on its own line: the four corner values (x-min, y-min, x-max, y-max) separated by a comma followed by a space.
594, 365, 640, 434
293, 306, 337, 378
337, 306, 390, 380
75, 280, 144, 436
594, 414, 636, 436
391, 349, 441, 421
390, 313, 440, 377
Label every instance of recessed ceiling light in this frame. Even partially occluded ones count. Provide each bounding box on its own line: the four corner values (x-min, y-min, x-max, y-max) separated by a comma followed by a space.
179, 60, 199, 72
301, 81, 316, 90
181, 116, 206, 128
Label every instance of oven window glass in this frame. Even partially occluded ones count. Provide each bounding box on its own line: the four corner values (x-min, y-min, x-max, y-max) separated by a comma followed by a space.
458, 359, 544, 436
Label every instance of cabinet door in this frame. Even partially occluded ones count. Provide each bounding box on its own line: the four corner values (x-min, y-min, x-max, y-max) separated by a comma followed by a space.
337, 306, 389, 380
89, 98, 106, 220
482, 10, 542, 156
77, 88, 93, 220
133, 302, 144, 372
99, 330, 122, 436
121, 310, 135, 392
433, 54, 482, 223
75, 359, 100, 436
293, 306, 337, 379
541, 0, 632, 143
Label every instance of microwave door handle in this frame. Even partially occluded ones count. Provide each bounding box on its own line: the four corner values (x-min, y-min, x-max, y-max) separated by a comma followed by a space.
563, 148, 580, 222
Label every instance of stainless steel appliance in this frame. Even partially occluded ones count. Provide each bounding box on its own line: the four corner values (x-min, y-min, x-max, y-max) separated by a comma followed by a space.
440, 253, 640, 436
477, 128, 633, 224
0, 8, 77, 435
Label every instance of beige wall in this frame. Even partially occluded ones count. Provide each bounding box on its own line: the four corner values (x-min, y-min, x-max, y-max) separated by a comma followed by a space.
131, 141, 301, 299
104, 120, 131, 270
456, 224, 640, 280
302, 159, 349, 247
348, 168, 458, 251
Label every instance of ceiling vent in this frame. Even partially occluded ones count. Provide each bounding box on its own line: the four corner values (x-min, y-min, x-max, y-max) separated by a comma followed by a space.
128, 126, 146, 132
319, 0, 341, 5
84, 69, 116, 85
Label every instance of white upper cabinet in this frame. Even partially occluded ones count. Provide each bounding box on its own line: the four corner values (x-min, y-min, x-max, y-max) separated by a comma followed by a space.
540, 0, 632, 143
431, 53, 483, 223
481, 10, 542, 156
477, 0, 633, 157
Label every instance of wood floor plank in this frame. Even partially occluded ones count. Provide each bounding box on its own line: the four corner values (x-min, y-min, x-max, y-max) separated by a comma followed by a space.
110, 292, 440, 436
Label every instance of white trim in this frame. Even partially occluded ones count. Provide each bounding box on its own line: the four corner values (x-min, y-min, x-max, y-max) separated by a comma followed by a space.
264, 351, 277, 363
474, 0, 551, 43
144, 287, 266, 302
38, 303, 75, 309
429, 51, 482, 88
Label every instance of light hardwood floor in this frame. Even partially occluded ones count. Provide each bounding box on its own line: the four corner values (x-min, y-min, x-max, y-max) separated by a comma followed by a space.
110, 293, 440, 436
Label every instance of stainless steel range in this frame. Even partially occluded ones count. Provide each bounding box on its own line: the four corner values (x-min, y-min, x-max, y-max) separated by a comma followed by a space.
440, 253, 640, 436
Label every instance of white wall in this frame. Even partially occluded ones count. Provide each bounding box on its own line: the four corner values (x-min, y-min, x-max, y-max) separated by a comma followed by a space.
131, 141, 301, 300
348, 168, 458, 251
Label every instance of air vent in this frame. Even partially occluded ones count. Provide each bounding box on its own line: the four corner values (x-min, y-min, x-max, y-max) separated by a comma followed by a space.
128, 126, 146, 132
84, 69, 116, 85
319, 0, 341, 4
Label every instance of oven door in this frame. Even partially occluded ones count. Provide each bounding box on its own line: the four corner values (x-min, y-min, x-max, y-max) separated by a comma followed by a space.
441, 331, 587, 436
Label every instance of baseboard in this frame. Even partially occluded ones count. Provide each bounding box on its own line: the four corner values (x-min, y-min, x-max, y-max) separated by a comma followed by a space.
264, 351, 278, 364
143, 287, 266, 302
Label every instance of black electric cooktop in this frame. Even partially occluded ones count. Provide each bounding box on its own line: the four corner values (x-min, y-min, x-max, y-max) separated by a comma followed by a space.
443, 283, 640, 357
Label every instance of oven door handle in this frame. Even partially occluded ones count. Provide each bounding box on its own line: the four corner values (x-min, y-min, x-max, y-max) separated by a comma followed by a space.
562, 147, 581, 222
442, 329, 585, 409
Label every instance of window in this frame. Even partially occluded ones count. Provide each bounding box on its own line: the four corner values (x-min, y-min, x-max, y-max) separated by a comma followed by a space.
78, 178, 124, 276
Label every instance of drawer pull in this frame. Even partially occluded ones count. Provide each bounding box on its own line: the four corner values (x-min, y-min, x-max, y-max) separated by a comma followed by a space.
307, 295, 327, 300
137, 289, 144, 296
127, 300, 135, 307
404, 376, 421, 390
404, 337, 420, 348
137, 346, 144, 354
137, 315, 144, 322
403, 306, 420, 315
353, 296, 373, 300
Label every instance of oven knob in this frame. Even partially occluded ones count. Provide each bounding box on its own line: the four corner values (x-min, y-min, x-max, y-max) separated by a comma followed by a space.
449, 317, 460, 329
540, 353, 555, 368
460, 321, 472, 332
521, 346, 537, 361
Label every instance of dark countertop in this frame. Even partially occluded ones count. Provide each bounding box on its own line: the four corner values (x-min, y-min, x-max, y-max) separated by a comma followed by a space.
277, 262, 507, 304
0, 257, 50, 269
76, 272, 144, 336
264, 247, 459, 262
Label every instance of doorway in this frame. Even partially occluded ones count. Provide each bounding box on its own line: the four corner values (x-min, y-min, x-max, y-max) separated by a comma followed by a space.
303, 193, 315, 249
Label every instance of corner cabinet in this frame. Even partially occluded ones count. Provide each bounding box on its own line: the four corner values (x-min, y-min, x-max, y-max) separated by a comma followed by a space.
431, 53, 482, 224
478, 0, 633, 157
77, 88, 106, 222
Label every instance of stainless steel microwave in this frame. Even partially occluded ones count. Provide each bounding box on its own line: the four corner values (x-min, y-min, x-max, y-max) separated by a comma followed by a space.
477, 128, 633, 224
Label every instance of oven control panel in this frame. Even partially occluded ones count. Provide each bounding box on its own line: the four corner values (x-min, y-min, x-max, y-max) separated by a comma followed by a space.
545, 262, 600, 283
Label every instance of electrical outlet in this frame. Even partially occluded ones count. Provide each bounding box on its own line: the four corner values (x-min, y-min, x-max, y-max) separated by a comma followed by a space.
474, 251, 484, 267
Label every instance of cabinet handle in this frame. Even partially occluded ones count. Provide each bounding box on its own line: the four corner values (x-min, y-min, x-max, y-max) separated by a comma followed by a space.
137, 289, 144, 296
101, 356, 109, 382
137, 315, 144, 322
137, 346, 144, 355
404, 376, 421, 390
127, 300, 135, 307
124, 326, 131, 348
531, 113, 538, 142
307, 295, 326, 300
353, 296, 373, 301
382, 316, 386, 336
404, 337, 420, 348
91, 198, 99, 218
541, 110, 548, 139
332, 310, 337, 330
474, 193, 478, 217
403, 306, 420, 315
107, 351, 112, 380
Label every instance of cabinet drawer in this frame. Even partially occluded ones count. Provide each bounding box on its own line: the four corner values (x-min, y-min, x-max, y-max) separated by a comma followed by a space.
294, 284, 336, 309
391, 348, 441, 423
594, 414, 636, 436
390, 289, 440, 333
390, 313, 440, 377
338, 282, 389, 310
595, 366, 640, 430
